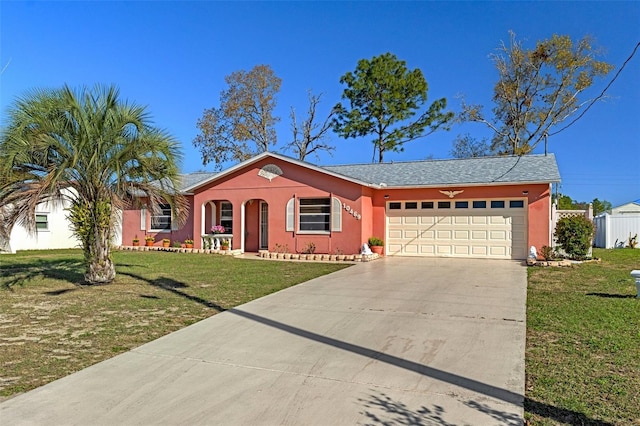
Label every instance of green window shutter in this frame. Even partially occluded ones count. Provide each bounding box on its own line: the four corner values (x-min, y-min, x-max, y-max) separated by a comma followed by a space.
331, 197, 342, 232
286, 198, 294, 232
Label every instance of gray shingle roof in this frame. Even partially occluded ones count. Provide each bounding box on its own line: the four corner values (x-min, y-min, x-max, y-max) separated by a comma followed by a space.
322, 154, 560, 187
177, 172, 217, 192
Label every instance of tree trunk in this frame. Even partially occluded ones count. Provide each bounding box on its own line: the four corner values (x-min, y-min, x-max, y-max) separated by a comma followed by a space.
83, 202, 116, 285
84, 226, 116, 284
0, 207, 16, 253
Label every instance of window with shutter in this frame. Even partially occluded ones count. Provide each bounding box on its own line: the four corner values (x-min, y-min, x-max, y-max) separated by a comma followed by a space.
299, 198, 330, 232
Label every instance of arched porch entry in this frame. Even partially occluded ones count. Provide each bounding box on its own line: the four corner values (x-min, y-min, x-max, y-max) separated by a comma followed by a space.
243, 199, 268, 253
200, 199, 234, 247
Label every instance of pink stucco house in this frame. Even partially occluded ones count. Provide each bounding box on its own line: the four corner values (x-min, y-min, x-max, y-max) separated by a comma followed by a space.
121, 152, 560, 260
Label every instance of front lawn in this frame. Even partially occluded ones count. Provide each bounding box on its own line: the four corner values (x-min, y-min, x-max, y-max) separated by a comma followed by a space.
0, 249, 349, 399
526, 248, 640, 425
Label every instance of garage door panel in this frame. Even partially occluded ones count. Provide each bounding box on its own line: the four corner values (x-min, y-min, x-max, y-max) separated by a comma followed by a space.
490, 215, 509, 225
472, 246, 488, 255
387, 201, 527, 260
454, 216, 470, 225
421, 230, 435, 239
489, 230, 507, 240
454, 245, 470, 255
388, 229, 403, 239
404, 229, 419, 239
454, 230, 469, 240
388, 216, 402, 225
512, 232, 525, 243
403, 243, 419, 254
471, 216, 488, 225
437, 230, 452, 239
420, 216, 436, 225
471, 230, 488, 240
490, 246, 507, 256
437, 245, 452, 255
404, 216, 418, 225
420, 245, 436, 254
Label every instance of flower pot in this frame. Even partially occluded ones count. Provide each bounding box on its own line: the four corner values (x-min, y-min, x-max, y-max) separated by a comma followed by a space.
370, 245, 383, 255
162, 242, 170, 248
185, 243, 193, 249
145, 240, 154, 247
132, 241, 140, 247
221, 245, 229, 251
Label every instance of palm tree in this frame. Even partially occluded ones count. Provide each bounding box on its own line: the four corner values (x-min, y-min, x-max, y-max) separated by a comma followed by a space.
0, 84, 187, 284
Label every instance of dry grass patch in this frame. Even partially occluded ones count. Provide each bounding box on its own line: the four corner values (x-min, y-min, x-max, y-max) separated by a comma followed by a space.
0, 249, 349, 399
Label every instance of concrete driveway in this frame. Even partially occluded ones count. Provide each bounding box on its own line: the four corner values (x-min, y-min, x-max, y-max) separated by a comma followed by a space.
1, 257, 526, 425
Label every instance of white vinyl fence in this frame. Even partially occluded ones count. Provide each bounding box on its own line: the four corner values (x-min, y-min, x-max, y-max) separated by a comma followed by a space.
594, 214, 640, 248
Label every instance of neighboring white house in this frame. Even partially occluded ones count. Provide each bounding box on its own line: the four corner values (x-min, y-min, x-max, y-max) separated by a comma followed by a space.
594, 199, 640, 249
7, 195, 80, 253
4, 189, 123, 254
610, 199, 640, 215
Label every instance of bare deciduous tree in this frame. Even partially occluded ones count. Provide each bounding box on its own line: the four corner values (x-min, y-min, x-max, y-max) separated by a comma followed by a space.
286, 91, 335, 161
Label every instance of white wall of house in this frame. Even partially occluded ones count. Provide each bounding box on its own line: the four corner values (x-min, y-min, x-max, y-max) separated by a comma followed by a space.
8, 197, 80, 253
5, 189, 123, 253
611, 201, 640, 215
594, 213, 640, 248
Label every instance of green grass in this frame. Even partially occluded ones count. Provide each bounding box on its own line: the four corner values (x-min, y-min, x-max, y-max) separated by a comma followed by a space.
0, 249, 349, 399
526, 248, 640, 425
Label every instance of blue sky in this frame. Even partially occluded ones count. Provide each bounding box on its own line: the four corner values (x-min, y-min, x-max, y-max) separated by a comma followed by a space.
1, 1, 638, 207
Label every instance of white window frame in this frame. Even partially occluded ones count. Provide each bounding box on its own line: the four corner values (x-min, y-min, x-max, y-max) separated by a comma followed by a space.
298, 197, 331, 234
220, 202, 233, 233
150, 204, 172, 232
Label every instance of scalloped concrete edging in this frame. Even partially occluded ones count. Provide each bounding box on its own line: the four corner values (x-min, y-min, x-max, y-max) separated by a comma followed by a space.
257, 250, 380, 262
118, 246, 240, 255
526, 258, 601, 267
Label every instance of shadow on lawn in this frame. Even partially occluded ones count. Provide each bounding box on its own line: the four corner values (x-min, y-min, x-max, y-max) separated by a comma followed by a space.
0, 258, 85, 289
586, 292, 637, 299
525, 398, 614, 425
118, 271, 226, 312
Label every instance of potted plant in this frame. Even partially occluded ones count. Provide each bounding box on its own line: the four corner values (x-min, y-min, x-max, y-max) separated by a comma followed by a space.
132, 235, 140, 247
220, 238, 230, 250
368, 237, 384, 255
211, 225, 226, 234
162, 238, 170, 248
184, 238, 194, 249
145, 236, 155, 246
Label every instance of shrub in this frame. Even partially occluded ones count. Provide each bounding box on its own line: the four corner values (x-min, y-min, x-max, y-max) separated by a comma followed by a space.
554, 215, 594, 259
368, 237, 384, 247
540, 245, 555, 261
302, 242, 316, 254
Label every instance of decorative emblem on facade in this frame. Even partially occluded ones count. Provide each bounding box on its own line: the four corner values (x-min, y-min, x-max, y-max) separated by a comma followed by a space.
258, 164, 283, 181
439, 190, 464, 198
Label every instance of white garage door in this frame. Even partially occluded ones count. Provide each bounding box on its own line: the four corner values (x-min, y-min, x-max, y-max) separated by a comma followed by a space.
386, 199, 527, 259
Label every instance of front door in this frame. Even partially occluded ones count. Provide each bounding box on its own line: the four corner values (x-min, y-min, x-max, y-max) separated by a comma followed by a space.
259, 202, 268, 250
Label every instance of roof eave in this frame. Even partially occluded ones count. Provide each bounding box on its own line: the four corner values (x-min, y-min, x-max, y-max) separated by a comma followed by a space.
380, 179, 560, 190
182, 152, 380, 192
